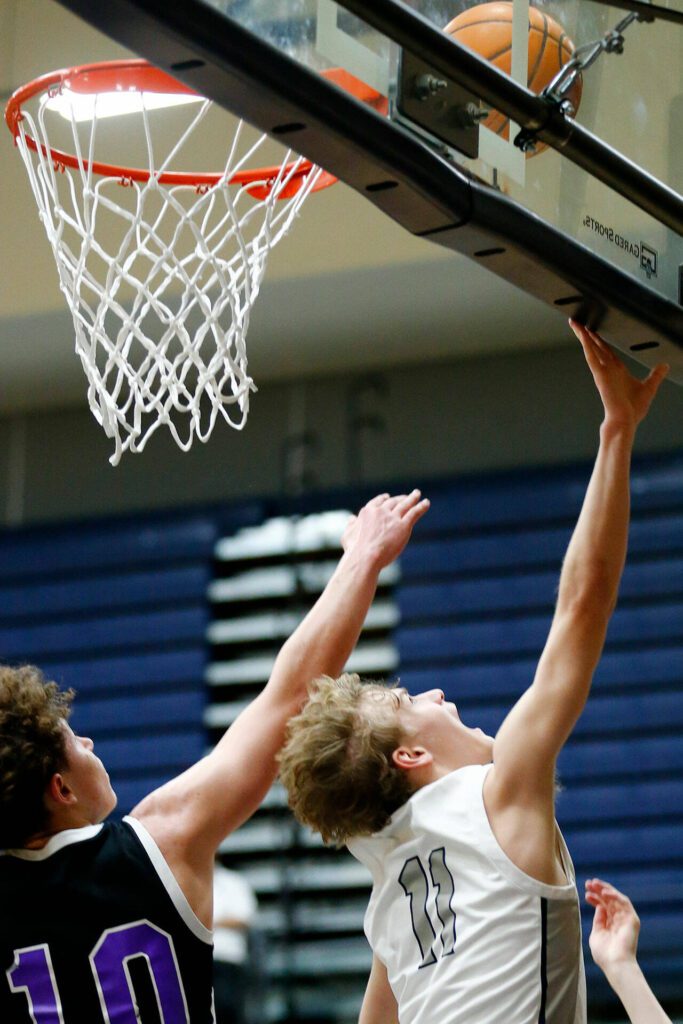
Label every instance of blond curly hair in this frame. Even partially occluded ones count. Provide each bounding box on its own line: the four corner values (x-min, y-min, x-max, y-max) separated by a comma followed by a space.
278, 673, 413, 845
0, 665, 74, 848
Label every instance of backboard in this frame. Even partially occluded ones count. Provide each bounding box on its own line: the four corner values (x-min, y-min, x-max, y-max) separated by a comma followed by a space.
209, 0, 682, 304
52, 0, 683, 377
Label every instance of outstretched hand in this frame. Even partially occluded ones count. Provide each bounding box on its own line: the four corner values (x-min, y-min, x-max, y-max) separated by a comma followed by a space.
586, 878, 640, 973
342, 490, 430, 570
570, 321, 668, 430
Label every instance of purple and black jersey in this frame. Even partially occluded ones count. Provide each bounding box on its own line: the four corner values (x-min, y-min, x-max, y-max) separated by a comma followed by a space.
0, 817, 214, 1023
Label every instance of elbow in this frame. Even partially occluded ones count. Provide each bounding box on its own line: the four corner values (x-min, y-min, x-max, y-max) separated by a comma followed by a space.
559, 564, 619, 620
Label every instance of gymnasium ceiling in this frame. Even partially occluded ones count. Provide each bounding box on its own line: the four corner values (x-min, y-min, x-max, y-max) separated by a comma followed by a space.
0, 0, 572, 414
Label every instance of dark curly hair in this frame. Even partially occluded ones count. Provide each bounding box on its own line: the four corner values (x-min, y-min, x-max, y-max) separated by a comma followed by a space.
278, 673, 413, 845
0, 665, 74, 848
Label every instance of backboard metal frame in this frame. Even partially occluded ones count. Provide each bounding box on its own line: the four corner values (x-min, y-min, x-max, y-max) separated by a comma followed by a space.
51, 0, 683, 380
585, 0, 683, 27
344, 0, 682, 235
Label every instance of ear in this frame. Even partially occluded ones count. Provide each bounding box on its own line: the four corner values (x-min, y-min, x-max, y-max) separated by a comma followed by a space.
392, 745, 433, 773
46, 773, 77, 808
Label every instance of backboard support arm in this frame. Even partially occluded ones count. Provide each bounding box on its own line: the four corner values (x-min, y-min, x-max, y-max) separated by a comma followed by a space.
338, 0, 683, 236
51, 0, 683, 380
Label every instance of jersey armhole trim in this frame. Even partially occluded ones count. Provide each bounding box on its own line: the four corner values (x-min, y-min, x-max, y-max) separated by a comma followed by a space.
123, 815, 213, 945
476, 765, 577, 901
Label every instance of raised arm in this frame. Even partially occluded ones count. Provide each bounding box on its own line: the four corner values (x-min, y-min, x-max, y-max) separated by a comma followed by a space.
587, 879, 672, 1024
487, 324, 668, 818
132, 492, 429, 886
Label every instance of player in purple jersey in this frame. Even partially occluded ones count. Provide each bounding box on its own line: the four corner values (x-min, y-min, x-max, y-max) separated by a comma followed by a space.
0, 490, 428, 1023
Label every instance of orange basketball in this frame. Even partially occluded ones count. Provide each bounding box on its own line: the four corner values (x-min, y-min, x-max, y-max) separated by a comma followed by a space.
444, 2, 582, 154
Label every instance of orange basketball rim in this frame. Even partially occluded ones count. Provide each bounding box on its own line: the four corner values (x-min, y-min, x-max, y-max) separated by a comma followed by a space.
5, 59, 387, 197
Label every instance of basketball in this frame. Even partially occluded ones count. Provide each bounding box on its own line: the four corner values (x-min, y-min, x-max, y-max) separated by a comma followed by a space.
444, 2, 582, 154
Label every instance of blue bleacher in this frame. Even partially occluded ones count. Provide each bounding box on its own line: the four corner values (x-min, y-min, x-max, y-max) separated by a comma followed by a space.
0, 565, 209, 621
70, 688, 206, 736
0, 517, 219, 580
41, 649, 208, 695
89, 729, 207, 776
400, 513, 683, 578
565, 823, 683, 869
558, 735, 683, 781
397, 602, 683, 663
415, 457, 683, 534
398, 556, 683, 620
0, 505, 262, 817
555, 780, 683, 825
455, 690, 683, 738
0, 606, 209, 661
399, 645, 683, 701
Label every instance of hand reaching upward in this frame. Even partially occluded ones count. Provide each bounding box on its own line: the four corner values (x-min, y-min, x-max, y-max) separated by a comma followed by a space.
569, 321, 668, 431
586, 878, 640, 972
586, 879, 672, 1024
342, 490, 430, 570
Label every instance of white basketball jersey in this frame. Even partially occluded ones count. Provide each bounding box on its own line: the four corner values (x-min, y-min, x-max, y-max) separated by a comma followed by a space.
348, 764, 586, 1024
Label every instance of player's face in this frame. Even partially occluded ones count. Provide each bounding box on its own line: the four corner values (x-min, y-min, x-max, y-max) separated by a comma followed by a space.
60, 723, 117, 823
390, 687, 494, 768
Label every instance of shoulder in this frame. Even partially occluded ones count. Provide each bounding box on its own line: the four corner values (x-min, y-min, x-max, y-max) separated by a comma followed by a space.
348, 767, 492, 861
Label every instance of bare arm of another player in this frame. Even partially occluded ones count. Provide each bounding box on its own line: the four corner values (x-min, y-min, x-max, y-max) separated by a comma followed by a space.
587, 879, 672, 1024
487, 325, 668, 819
359, 955, 399, 1024
132, 493, 429, 908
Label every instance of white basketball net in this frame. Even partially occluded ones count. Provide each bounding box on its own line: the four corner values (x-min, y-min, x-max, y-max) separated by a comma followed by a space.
14, 87, 323, 464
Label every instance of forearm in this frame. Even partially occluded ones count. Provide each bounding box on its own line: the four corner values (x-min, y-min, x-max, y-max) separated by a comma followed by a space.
559, 321, 667, 614
491, 422, 638, 776
603, 960, 672, 1024
557, 421, 635, 612
269, 545, 382, 701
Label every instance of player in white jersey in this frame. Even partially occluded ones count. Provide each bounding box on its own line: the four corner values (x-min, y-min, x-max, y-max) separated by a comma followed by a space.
279, 322, 669, 1024
348, 759, 585, 1023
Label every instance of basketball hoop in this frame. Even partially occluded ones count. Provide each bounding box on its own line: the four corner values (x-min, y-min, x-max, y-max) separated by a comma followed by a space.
5, 61, 382, 464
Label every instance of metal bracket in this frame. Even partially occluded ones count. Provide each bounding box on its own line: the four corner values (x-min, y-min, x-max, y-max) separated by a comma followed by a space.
396, 49, 484, 160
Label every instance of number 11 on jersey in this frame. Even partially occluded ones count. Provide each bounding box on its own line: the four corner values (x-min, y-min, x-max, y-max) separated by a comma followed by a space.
399, 847, 457, 969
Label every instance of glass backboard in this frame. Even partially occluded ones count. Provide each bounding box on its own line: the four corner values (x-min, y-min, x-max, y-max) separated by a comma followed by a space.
206, 0, 682, 306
